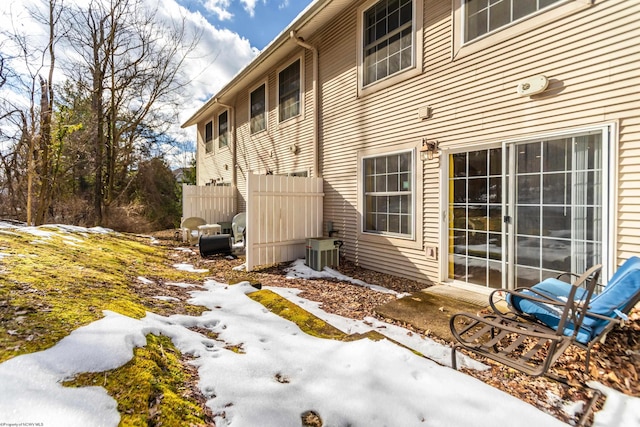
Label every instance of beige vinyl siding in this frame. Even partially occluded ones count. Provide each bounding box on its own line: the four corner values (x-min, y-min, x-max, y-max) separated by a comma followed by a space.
317, 0, 640, 283
319, 1, 432, 282
422, 0, 640, 271
205, 48, 317, 211
196, 120, 233, 186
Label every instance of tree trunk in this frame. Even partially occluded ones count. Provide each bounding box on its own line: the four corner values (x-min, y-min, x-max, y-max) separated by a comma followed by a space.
35, 76, 51, 225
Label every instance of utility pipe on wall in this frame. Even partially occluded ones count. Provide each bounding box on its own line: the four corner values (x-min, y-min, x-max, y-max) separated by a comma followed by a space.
290, 31, 321, 178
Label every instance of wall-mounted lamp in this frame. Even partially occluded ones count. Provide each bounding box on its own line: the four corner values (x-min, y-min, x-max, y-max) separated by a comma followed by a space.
420, 138, 439, 161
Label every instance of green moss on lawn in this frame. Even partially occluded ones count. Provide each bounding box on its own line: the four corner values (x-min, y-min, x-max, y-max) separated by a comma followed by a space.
0, 228, 207, 363
65, 334, 211, 427
249, 289, 386, 342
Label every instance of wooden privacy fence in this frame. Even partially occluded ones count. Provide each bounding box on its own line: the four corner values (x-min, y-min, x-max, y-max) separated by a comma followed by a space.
246, 173, 324, 271
182, 184, 236, 224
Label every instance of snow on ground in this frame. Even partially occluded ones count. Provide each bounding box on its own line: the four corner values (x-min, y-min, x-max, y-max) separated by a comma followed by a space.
588, 382, 640, 427
0, 280, 564, 427
284, 258, 408, 296
165, 281, 199, 288
0, 225, 638, 427
265, 286, 485, 370
153, 295, 181, 301
137, 276, 155, 285
173, 262, 209, 273
1, 267, 638, 427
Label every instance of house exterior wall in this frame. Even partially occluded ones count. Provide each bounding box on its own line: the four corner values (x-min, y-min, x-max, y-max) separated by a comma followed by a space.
196, 50, 317, 212
317, 0, 640, 284
193, 0, 640, 285
234, 50, 317, 211
318, 0, 428, 282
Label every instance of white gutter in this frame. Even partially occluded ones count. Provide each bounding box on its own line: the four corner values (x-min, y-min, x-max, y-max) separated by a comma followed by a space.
290, 31, 321, 178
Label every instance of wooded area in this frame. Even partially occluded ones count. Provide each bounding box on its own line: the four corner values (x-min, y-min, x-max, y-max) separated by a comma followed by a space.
0, 0, 197, 231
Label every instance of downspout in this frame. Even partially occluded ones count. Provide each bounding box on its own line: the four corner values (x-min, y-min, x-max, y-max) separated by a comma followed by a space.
290, 31, 321, 178
214, 98, 236, 189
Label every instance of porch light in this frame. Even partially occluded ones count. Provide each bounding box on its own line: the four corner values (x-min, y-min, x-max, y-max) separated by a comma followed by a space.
421, 138, 439, 161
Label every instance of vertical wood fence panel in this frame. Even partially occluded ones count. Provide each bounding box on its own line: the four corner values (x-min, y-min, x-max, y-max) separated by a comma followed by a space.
182, 184, 237, 224
246, 173, 324, 271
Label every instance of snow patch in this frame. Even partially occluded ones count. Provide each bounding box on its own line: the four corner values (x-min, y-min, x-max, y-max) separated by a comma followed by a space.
173, 263, 208, 273
284, 258, 398, 295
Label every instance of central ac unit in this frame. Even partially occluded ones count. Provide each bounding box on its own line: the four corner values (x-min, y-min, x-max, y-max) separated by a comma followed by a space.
305, 238, 339, 271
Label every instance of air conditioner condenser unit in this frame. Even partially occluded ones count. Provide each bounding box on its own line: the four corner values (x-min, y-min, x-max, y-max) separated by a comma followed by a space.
305, 238, 340, 271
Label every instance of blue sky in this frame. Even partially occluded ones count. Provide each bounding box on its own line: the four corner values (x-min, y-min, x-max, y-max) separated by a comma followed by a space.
178, 0, 313, 50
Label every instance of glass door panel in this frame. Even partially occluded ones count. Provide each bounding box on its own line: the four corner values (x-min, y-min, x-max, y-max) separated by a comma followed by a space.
448, 148, 503, 288
512, 134, 603, 288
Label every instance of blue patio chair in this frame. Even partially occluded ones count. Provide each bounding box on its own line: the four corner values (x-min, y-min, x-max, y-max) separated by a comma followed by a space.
450, 264, 603, 377
451, 257, 640, 377
506, 256, 640, 370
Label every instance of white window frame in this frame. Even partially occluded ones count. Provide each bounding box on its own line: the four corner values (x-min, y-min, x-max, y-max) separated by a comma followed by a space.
204, 120, 213, 154
277, 55, 305, 125
357, 0, 423, 98
249, 81, 268, 135
217, 110, 229, 150
463, 0, 565, 43
451, 0, 597, 60
438, 124, 617, 287
358, 146, 421, 245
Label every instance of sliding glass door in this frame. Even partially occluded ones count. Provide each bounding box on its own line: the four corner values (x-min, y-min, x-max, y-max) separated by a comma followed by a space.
447, 130, 606, 289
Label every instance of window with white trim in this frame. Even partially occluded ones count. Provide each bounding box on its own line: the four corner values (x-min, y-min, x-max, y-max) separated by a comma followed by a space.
278, 59, 301, 122
464, 0, 563, 42
362, 0, 414, 87
250, 84, 266, 134
205, 121, 213, 154
363, 151, 413, 237
218, 111, 228, 148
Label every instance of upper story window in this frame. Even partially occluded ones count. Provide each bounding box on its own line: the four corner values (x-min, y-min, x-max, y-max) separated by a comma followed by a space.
278, 59, 301, 122
218, 111, 228, 148
357, 0, 422, 96
250, 84, 266, 134
465, 0, 563, 42
205, 121, 213, 154
363, 0, 414, 87
363, 150, 413, 238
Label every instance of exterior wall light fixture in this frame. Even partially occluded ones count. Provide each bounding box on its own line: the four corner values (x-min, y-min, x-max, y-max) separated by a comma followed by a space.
421, 138, 439, 161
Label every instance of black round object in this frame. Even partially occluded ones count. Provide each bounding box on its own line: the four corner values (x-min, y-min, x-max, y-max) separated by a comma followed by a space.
199, 234, 232, 257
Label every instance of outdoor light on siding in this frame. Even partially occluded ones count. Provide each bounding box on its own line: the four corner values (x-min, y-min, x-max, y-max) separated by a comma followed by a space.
421, 138, 439, 161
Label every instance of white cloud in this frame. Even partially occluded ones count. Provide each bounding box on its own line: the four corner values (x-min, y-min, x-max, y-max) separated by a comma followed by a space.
154, 0, 258, 167
240, 0, 257, 16
203, 0, 233, 20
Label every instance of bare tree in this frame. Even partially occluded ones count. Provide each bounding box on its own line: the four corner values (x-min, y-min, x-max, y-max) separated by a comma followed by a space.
0, 19, 43, 224
32, 0, 63, 224
1, 0, 200, 227
0, 0, 63, 225
62, 0, 200, 225
0, 54, 6, 89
